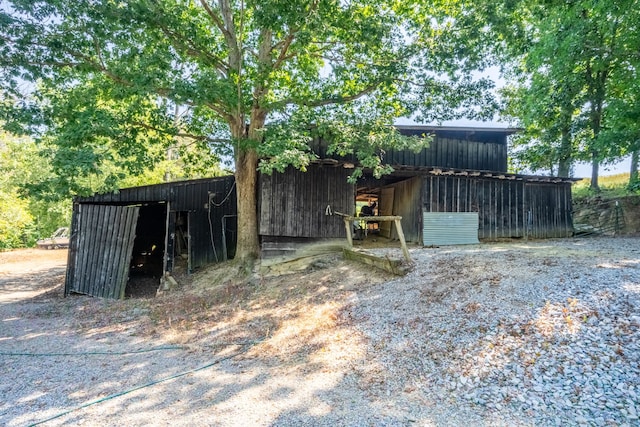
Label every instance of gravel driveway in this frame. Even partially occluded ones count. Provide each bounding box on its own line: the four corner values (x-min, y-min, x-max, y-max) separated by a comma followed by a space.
1, 237, 639, 426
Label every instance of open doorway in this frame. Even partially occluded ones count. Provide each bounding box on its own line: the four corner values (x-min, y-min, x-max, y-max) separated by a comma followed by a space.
355, 190, 379, 238
126, 203, 167, 298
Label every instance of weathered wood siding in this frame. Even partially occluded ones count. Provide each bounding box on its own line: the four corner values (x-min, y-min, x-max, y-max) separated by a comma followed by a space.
64, 204, 139, 298
259, 164, 354, 238
74, 176, 237, 270
80, 176, 236, 211
384, 177, 423, 243
422, 175, 573, 240
385, 138, 507, 172
525, 182, 574, 238
309, 127, 510, 172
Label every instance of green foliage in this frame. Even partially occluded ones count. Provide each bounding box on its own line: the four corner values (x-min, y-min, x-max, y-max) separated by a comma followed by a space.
0, 133, 69, 248
0, 0, 496, 173
0, 187, 34, 249
488, 0, 640, 184
257, 102, 429, 182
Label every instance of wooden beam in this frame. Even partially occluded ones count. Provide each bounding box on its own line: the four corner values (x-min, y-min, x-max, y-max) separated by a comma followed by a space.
343, 218, 353, 248
343, 248, 412, 275
394, 218, 411, 262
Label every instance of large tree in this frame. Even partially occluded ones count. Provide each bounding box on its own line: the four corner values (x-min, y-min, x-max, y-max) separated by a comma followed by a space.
0, 0, 496, 263
481, 0, 640, 186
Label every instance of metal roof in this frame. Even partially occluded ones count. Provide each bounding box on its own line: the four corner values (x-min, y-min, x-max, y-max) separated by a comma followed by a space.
394, 124, 521, 135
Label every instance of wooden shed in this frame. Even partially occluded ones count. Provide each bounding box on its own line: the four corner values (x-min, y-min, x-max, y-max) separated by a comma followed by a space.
259, 125, 575, 253
380, 167, 574, 243
64, 176, 237, 299
65, 125, 576, 297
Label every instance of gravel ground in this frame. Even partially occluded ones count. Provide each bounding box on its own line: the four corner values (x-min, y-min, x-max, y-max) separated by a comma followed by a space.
1, 237, 639, 426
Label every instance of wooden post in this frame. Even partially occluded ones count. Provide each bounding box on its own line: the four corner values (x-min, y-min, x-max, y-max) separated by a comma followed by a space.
394, 219, 411, 262
343, 218, 353, 248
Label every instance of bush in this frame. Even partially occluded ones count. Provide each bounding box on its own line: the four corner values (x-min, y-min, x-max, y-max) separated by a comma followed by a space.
0, 190, 34, 249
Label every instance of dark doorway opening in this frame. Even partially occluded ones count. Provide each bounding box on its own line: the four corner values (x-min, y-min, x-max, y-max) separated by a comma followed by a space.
355, 190, 380, 239
126, 203, 167, 298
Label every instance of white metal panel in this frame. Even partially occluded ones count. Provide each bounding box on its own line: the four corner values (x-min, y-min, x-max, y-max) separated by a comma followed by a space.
423, 212, 479, 246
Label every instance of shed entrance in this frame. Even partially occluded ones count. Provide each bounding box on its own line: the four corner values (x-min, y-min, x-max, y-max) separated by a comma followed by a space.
126, 203, 167, 297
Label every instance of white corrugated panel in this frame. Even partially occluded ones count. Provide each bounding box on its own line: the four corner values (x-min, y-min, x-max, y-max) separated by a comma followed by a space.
423, 212, 479, 246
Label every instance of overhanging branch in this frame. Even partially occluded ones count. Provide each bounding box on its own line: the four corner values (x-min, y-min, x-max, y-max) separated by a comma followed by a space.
267, 84, 378, 110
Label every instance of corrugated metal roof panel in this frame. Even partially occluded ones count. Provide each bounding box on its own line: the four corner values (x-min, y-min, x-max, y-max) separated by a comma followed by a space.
423, 212, 479, 246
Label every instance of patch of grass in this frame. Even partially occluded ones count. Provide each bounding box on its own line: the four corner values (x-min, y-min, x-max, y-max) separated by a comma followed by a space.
573, 172, 639, 200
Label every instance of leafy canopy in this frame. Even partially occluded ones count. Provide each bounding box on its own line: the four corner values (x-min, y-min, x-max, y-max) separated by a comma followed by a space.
486, 0, 640, 183
0, 0, 500, 257
0, 0, 497, 182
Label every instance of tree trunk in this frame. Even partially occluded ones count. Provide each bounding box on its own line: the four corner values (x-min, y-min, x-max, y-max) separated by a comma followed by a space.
231, 110, 266, 264
630, 148, 639, 186
234, 147, 260, 262
557, 125, 572, 177
590, 152, 600, 191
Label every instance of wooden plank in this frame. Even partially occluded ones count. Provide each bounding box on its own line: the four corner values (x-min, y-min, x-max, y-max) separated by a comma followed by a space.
64, 202, 80, 296
66, 204, 140, 299
394, 219, 411, 262
70, 203, 84, 293
75, 204, 90, 296
107, 205, 125, 297
116, 206, 139, 299
98, 205, 117, 298
164, 207, 175, 273
343, 248, 412, 275
259, 174, 271, 235
106, 206, 124, 299
378, 187, 395, 238
343, 218, 353, 248
86, 204, 103, 297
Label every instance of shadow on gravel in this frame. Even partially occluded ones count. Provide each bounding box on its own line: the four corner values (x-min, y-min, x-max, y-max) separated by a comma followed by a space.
0, 252, 393, 426
3, 239, 639, 426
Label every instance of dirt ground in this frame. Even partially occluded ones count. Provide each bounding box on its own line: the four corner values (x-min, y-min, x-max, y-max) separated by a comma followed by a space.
2, 239, 639, 426
0, 246, 396, 426
1, 249, 391, 371
0, 249, 69, 304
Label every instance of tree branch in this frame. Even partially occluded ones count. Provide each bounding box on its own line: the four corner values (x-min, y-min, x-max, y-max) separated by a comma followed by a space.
156, 25, 230, 76
200, 0, 240, 70
268, 84, 378, 110
132, 120, 231, 145
272, 33, 295, 70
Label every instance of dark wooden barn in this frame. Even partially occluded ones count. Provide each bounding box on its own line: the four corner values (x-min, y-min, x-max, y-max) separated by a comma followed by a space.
258, 125, 575, 255
64, 176, 237, 299
65, 125, 575, 298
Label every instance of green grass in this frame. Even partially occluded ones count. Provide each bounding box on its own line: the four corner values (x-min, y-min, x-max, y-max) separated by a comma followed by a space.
573, 172, 639, 200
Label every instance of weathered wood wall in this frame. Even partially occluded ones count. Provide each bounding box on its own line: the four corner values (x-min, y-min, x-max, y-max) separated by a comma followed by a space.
385, 138, 507, 172
65, 204, 139, 297
384, 177, 423, 243
525, 182, 574, 238
73, 176, 237, 271
422, 175, 573, 240
259, 164, 354, 238
309, 127, 510, 173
